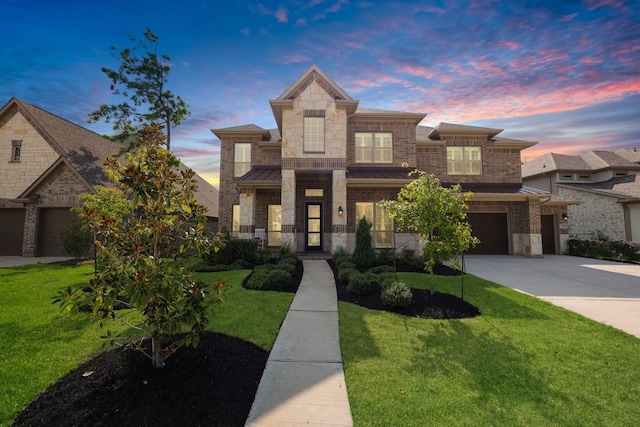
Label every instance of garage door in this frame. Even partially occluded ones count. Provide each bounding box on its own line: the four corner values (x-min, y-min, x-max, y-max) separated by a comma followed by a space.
466, 213, 509, 254
0, 209, 26, 255
541, 215, 556, 254
37, 208, 80, 256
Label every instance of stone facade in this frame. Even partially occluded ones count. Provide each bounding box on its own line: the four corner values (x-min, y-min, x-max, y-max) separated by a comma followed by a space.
0, 110, 59, 198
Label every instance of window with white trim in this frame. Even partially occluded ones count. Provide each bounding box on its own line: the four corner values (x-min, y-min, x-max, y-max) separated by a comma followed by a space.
447, 146, 482, 175
232, 204, 240, 237
355, 202, 393, 248
268, 205, 282, 246
304, 111, 325, 152
234, 143, 251, 177
355, 132, 392, 163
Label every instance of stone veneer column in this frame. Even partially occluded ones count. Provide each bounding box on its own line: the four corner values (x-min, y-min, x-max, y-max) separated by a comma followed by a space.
22, 204, 39, 257
331, 170, 347, 252
281, 169, 296, 250
239, 190, 255, 240
528, 198, 543, 256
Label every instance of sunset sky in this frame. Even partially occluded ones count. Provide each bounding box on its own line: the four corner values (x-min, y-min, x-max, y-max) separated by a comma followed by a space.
2, 0, 639, 187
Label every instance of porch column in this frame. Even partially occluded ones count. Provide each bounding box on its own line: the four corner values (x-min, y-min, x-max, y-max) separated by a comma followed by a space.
22, 204, 39, 257
331, 169, 347, 253
528, 198, 543, 256
281, 169, 296, 250
238, 189, 255, 240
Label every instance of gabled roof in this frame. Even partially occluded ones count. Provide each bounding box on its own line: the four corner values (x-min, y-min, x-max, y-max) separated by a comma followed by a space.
522, 150, 640, 178
353, 107, 426, 125
211, 123, 273, 140
0, 97, 122, 187
269, 64, 360, 134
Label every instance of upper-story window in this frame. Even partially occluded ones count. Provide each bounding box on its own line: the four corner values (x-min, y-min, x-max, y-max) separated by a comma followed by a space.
234, 143, 251, 177
304, 110, 325, 152
10, 140, 22, 163
447, 146, 482, 175
355, 132, 393, 163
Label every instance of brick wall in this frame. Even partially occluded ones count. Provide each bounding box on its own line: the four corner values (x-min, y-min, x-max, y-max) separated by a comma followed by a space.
559, 186, 626, 240
417, 141, 522, 184
347, 121, 417, 167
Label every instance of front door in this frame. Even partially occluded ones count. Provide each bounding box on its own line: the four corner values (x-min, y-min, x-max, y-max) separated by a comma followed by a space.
306, 202, 322, 251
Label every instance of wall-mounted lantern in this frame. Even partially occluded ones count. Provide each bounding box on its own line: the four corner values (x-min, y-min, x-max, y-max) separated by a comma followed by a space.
338, 206, 344, 217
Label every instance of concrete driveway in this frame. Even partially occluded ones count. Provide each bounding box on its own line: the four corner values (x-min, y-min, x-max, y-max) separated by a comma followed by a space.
463, 255, 640, 338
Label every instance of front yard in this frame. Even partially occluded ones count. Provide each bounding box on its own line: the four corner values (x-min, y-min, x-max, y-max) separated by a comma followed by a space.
2, 262, 639, 426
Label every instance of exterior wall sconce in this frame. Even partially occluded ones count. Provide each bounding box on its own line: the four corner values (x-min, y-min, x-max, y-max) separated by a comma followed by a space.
338, 206, 344, 217
561, 213, 569, 221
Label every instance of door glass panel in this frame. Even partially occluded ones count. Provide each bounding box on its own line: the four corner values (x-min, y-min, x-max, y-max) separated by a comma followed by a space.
308, 219, 320, 232
308, 205, 320, 218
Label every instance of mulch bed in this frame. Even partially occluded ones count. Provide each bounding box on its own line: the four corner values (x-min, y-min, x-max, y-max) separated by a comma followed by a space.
14, 258, 478, 426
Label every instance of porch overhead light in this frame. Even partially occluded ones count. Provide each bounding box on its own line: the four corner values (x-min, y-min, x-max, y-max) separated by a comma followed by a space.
338, 206, 344, 217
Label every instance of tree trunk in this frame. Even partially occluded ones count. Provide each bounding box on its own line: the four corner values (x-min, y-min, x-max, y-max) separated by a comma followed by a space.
152, 336, 165, 368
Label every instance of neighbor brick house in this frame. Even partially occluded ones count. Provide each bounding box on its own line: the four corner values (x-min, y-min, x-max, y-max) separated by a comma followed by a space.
213, 65, 568, 256
0, 97, 219, 257
523, 150, 640, 242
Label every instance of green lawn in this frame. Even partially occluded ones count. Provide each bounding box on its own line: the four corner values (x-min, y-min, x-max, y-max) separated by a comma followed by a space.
340, 272, 640, 426
0, 263, 292, 427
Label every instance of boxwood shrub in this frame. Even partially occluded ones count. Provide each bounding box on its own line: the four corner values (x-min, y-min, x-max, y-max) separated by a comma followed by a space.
381, 281, 413, 308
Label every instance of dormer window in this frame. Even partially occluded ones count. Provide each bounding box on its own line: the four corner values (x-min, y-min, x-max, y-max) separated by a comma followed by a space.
10, 140, 22, 162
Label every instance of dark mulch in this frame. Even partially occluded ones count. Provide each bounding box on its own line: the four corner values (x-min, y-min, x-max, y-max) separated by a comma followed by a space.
12, 333, 267, 427
329, 260, 480, 319
14, 258, 477, 426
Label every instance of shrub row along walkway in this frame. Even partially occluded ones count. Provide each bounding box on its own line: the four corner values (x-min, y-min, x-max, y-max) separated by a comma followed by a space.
246, 260, 353, 426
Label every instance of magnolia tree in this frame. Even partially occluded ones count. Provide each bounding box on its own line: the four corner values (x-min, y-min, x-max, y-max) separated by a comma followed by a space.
59, 123, 223, 367
380, 169, 479, 294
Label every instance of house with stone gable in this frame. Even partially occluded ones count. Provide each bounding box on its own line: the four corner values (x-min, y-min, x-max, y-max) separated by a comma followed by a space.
213, 65, 569, 257
0, 97, 219, 257
523, 149, 640, 243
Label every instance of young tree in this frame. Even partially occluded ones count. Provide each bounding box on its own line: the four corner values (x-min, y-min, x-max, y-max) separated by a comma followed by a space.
89, 29, 189, 150
59, 123, 223, 367
352, 216, 375, 268
380, 169, 479, 294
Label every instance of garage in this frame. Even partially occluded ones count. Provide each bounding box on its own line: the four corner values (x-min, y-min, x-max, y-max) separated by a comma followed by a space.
37, 208, 79, 256
466, 213, 509, 254
0, 209, 26, 255
541, 215, 557, 254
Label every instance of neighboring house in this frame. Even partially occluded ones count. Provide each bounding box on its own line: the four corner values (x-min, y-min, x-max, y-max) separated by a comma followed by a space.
522, 150, 640, 242
213, 65, 568, 256
0, 97, 218, 257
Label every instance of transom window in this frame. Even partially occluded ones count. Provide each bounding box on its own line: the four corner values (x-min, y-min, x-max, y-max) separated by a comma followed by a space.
304, 113, 325, 152
355, 132, 393, 163
268, 205, 282, 247
355, 202, 393, 248
447, 146, 482, 175
234, 143, 251, 177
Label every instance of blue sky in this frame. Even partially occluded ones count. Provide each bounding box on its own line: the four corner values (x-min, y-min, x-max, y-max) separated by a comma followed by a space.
2, 0, 639, 187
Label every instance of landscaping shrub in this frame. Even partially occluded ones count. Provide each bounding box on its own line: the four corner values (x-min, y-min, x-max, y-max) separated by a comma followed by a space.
245, 270, 269, 289
381, 281, 413, 308
193, 263, 230, 272
352, 216, 375, 268
60, 223, 93, 259
338, 267, 357, 285
364, 271, 379, 285
567, 238, 640, 262
268, 269, 292, 290
204, 237, 257, 265
347, 271, 372, 295
375, 248, 394, 265
369, 265, 395, 274
229, 259, 250, 270
378, 272, 396, 288
332, 246, 349, 265
338, 260, 356, 271
274, 261, 296, 274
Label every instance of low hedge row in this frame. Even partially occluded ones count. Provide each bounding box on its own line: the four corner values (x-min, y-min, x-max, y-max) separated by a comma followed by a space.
567, 238, 640, 263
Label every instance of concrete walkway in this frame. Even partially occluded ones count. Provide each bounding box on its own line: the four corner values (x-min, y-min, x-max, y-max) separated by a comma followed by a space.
463, 255, 640, 338
246, 260, 353, 427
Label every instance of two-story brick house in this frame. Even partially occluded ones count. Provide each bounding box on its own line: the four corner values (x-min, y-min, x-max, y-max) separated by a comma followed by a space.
0, 97, 219, 257
523, 150, 640, 242
214, 65, 567, 256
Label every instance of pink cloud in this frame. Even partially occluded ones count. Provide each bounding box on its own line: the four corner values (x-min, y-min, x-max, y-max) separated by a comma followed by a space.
580, 56, 603, 64
585, 0, 626, 10
282, 54, 311, 64
275, 6, 288, 22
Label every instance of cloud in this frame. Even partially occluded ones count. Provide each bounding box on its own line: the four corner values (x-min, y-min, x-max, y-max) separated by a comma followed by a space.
275, 6, 288, 22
